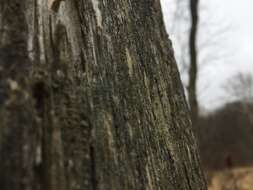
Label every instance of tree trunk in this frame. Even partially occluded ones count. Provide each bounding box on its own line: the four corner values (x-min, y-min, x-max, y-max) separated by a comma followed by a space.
188, 0, 199, 127
0, 0, 206, 190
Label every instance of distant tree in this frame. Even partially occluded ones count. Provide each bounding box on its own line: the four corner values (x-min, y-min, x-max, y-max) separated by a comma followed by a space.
162, 0, 231, 126
198, 102, 253, 170
225, 72, 253, 103
188, 0, 199, 125
224, 72, 253, 125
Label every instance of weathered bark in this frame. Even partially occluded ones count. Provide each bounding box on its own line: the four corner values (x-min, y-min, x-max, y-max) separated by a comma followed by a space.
188, 0, 199, 126
0, 0, 206, 190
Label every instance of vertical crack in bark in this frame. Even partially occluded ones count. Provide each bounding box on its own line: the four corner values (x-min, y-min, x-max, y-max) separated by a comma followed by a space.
32, 81, 47, 116
90, 145, 97, 190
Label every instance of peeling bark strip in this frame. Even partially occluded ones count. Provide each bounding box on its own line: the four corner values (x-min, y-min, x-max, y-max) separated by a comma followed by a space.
0, 0, 207, 190
48, 0, 63, 12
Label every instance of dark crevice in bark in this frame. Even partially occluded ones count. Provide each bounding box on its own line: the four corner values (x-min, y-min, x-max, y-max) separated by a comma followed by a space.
90, 145, 97, 190
32, 81, 48, 115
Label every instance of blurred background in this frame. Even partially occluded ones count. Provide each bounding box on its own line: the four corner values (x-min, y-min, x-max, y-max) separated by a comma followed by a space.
161, 0, 253, 189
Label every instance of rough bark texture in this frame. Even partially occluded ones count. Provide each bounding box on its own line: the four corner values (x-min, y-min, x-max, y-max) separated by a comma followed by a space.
0, 0, 206, 190
188, 0, 199, 127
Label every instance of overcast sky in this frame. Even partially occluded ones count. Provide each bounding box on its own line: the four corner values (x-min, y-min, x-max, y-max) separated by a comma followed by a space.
161, 0, 253, 110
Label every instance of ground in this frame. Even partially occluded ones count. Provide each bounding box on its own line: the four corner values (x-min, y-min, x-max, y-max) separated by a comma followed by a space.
208, 167, 253, 190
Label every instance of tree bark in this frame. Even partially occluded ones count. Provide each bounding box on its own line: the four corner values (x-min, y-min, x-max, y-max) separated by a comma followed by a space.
188, 0, 199, 126
0, 0, 206, 190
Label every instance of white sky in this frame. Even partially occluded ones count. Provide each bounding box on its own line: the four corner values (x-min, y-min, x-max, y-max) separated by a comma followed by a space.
161, 0, 253, 110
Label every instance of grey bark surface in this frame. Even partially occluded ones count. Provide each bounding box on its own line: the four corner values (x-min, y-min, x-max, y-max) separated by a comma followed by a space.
0, 0, 207, 190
